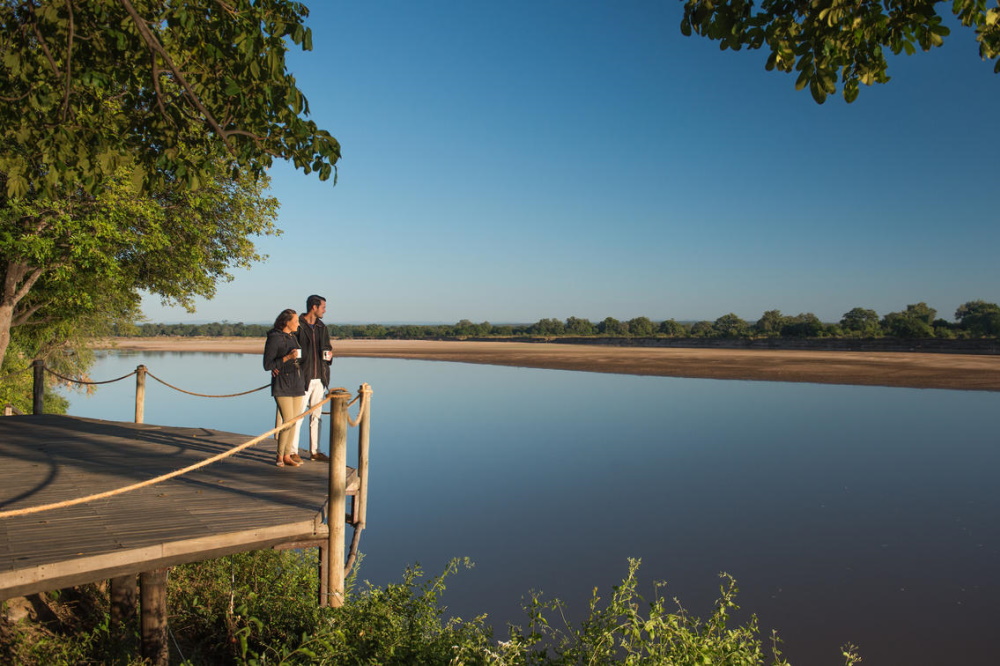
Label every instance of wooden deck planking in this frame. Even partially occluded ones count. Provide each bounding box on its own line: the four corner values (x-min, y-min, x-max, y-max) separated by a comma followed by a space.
0, 414, 354, 599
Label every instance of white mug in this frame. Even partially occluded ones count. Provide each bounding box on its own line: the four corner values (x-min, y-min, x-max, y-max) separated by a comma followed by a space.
323, 350, 332, 361
293, 348, 302, 359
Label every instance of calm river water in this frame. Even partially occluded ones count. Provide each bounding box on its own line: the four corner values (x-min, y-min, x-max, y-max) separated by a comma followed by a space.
60, 350, 999, 665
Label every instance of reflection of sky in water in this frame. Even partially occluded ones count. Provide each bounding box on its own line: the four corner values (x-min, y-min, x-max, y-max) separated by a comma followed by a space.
62, 352, 1000, 665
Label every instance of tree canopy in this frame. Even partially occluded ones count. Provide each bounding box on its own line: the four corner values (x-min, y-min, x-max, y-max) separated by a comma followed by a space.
0, 0, 340, 199
680, 0, 1000, 103
0, 0, 336, 392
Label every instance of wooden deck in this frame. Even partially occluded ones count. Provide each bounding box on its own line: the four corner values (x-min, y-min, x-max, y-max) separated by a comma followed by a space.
0, 414, 356, 599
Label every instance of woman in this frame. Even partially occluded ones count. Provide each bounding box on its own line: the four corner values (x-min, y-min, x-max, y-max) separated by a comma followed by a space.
263, 308, 305, 467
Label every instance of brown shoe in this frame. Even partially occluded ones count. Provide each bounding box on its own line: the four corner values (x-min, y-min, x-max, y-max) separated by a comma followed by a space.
290, 453, 303, 464
282, 455, 302, 467
310, 452, 330, 462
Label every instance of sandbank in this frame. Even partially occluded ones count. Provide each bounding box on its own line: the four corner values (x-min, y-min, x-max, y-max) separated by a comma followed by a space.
95, 337, 1000, 392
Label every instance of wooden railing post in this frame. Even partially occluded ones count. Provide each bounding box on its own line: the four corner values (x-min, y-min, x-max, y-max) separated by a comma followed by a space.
135, 365, 147, 424
31, 359, 44, 415
326, 390, 350, 607
355, 384, 372, 529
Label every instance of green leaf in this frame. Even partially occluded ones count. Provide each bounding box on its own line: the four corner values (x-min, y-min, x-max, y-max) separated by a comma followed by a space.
809, 79, 828, 104
795, 69, 810, 91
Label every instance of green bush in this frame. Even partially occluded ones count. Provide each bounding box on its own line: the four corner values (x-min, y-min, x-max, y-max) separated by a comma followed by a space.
1, 552, 860, 665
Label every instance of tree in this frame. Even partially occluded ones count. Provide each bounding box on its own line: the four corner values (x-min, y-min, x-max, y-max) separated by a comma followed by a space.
754, 310, 787, 337
680, 0, 1000, 104
564, 316, 596, 336
689, 320, 715, 337
781, 313, 824, 338
0, 0, 340, 199
452, 319, 479, 337
712, 313, 749, 338
530, 318, 566, 336
840, 307, 881, 337
882, 302, 937, 338
659, 318, 688, 337
955, 300, 1000, 336
597, 317, 628, 336
0, 1, 339, 380
0, 160, 278, 369
627, 316, 656, 337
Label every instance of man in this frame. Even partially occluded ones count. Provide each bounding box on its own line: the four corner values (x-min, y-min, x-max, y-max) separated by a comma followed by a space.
292, 294, 334, 461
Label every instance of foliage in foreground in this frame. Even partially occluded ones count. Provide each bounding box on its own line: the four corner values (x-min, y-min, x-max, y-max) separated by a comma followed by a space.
1, 550, 860, 665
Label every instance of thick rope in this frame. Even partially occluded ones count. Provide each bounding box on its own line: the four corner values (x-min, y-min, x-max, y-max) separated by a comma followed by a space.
0, 394, 334, 519
44, 367, 137, 385
0, 365, 31, 383
145, 370, 269, 398
347, 383, 373, 427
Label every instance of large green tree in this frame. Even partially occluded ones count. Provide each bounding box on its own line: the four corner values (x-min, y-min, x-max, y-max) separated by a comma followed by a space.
713, 312, 749, 338
754, 309, 787, 336
840, 307, 881, 337
680, 0, 1000, 103
882, 302, 937, 338
955, 299, 1000, 336
0, 0, 335, 378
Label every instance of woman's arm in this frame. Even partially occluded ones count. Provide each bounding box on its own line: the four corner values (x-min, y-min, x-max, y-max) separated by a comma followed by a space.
263, 335, 293, 372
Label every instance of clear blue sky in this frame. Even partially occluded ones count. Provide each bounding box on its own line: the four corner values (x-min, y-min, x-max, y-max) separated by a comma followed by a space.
142, 1, 1000, 325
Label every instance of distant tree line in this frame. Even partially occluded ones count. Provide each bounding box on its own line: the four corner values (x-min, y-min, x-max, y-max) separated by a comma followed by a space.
130, 300, 1000, 341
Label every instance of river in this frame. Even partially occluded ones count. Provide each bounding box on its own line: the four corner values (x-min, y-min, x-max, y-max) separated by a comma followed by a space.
59, 350, 1000, 665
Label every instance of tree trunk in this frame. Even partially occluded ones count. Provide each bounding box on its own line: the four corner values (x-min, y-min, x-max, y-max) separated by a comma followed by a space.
0, 303, 14, 370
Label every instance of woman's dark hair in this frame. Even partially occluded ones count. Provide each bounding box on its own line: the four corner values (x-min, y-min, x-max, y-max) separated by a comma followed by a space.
273, 308, 297, 331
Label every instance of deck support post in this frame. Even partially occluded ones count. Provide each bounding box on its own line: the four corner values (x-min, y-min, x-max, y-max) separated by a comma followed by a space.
326, 390, 350, 607
110, 573, 138, 633
140, 568, 170, 665
135, 365, 147, 424
318, 542, 330, 606
31, 359, 44, 415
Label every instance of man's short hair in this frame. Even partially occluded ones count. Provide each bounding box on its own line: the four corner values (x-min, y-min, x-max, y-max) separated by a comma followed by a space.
306, 294, 326, 311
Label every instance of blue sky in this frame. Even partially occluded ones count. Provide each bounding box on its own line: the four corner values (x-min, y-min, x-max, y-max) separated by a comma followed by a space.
142, 1, 1000, 325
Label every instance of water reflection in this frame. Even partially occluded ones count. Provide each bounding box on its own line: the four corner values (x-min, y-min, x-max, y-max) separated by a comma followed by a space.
62, 351, 1000, 665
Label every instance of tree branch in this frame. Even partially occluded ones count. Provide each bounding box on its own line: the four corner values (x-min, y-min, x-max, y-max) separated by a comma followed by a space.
1, 262, 29, 306
61, 0, 75, 121
12, 301, 48, 327
119, 0, 234, 150
11, 264, 48, 306
26, 3, 63, 80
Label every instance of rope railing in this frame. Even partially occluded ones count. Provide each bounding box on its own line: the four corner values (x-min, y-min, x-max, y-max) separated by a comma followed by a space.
44, 367, 138, 386
347, 383, 373, 427
0, 364, 31, 383
145, 370, 270, 398
0, 391, 341, 519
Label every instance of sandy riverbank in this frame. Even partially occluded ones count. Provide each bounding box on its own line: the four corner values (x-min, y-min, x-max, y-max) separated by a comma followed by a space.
95, 337, 1000, 392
